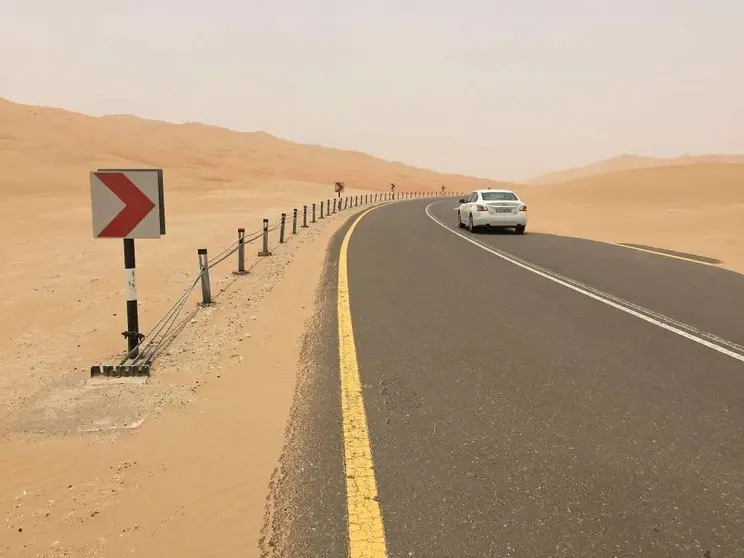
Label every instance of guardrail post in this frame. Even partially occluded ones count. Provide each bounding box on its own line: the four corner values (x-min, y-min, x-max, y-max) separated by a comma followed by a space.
344, 197, 348, 209
302, 205, 308, 228
328, 199, 332, 214
312, 203, 316, 223
365, 194, 368, 204
198, 248, 212, 304
320, 200, 325, 219
292, 208, 298, 234
280, 213, 286, 243
233, 228, 247, 275
258, 218, 272, 256
333, 198, 337, 213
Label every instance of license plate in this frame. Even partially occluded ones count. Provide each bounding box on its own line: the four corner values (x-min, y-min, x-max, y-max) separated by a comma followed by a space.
491, 208, 512, 213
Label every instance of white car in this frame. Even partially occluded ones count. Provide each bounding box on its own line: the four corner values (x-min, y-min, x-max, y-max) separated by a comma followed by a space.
456, 189, 528, 234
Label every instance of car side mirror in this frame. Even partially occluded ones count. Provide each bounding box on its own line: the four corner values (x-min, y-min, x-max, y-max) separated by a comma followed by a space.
458, 198, 466, 204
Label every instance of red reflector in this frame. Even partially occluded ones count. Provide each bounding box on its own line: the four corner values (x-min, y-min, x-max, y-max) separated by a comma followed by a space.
476, 204, 488, 211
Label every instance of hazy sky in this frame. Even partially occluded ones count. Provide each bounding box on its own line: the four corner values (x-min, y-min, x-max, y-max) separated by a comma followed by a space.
2, 1, 743, 180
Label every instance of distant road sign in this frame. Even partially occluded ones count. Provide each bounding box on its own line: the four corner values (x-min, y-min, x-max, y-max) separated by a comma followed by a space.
90, 169, 164, 239
335, 181, 345, 194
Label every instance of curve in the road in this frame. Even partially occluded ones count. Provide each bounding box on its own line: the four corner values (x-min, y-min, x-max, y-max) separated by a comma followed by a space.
344, 198, 744, 556
425, 201, 744, 364
265, 197, 744, 557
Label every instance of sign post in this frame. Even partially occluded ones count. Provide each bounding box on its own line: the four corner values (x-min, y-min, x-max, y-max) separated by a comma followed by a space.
89, 169, 165, 377
335, 181, 345, 197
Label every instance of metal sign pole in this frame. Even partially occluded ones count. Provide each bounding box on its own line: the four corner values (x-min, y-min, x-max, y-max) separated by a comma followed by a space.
123, 238, 142, 358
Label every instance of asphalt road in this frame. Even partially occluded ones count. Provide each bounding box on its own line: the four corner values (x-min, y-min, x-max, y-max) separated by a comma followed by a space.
267, 198, 744, 558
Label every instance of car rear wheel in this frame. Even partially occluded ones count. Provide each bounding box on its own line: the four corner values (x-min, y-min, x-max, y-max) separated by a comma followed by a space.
457, 211, 465, 228
515, 224, 526, 234
468, 215, 476, 233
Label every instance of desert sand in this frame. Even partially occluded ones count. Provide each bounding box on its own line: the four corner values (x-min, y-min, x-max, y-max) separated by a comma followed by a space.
520, 163, 744, 273
529, 152, 744, 185
1, 97, 743, 556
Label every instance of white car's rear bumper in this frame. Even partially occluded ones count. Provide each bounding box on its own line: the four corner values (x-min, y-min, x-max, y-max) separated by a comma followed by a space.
472, 211, 528, 228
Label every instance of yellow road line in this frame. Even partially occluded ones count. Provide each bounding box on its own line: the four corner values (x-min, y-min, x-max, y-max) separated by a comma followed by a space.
338, 205, 389, 558
613, 243, 719, 267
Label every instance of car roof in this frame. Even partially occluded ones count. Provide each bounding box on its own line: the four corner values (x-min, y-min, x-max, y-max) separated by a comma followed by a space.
474, 189, 516, 194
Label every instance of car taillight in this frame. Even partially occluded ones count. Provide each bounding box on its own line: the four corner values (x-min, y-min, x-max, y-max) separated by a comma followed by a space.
519, 204, 528, 212
476, 204, 488, 211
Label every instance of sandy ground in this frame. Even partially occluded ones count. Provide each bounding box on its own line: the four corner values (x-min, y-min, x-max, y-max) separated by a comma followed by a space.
0, 183, 371, 423
518, 163, 744, 274
0, 196, 377, 557
2, 97, 744, 556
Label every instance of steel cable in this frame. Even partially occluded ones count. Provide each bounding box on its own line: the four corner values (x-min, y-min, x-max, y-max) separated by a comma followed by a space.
136, 274, 202, 362
117, 207, 326, 365
207, 244, 240, 269
125, 272, 203, 364
207, 239, 240, 266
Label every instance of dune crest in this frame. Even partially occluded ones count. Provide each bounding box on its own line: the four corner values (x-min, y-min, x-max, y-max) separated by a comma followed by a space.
0, 98, 507, 196
520, 162, 744, 274
529, 153, 744, 185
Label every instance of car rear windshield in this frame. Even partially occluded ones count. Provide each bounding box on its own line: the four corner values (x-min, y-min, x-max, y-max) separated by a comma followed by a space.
481, 192, 518, 201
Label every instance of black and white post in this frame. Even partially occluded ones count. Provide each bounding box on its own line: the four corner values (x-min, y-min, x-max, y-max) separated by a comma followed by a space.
123, 239, 143, 358
292, 208, 298, 234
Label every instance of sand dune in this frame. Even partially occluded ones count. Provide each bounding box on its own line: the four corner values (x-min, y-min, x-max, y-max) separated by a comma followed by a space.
528, 153, 744, 185
0, 97, 507, 196
519, 163, 744, 273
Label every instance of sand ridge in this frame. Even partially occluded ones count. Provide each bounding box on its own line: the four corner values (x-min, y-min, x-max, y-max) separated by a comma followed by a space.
517, 163, 744, 274
529, 153, 744, 185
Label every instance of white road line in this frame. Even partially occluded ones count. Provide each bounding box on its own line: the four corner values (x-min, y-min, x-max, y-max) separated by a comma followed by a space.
425, 202, 744, 364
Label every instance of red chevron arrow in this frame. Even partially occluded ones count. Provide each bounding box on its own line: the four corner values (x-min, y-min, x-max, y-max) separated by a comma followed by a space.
96, 172, 156, 237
